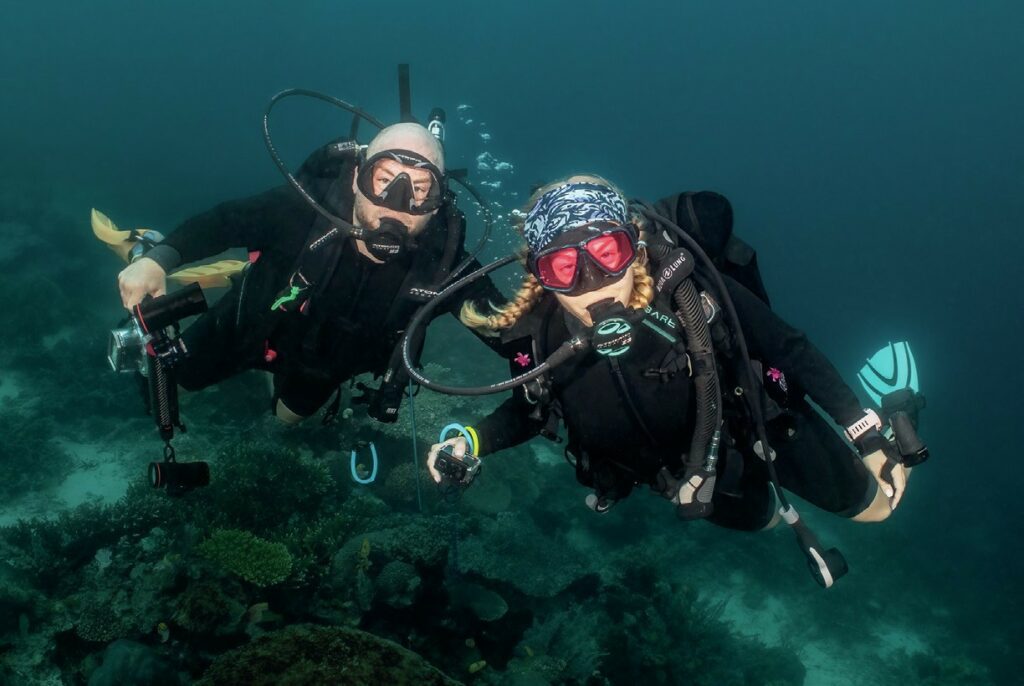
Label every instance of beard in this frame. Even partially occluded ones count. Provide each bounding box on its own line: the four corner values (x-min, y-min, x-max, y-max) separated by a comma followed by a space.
353, 197, 377, 230
352, 195, 431, 235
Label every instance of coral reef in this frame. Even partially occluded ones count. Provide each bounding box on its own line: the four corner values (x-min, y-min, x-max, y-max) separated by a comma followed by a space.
374, 560, 421, 609
892, 649, 992, 686
194, 624, 461, 685
459, 511, 583, 598
171, 580, 246, 635
74, 600, 130, 644
87, 639, 181, 686
197, 529, 293, 587
461, 472, 514, 514
449, 581, 509, 622
196, 441, 335, 537
380, 460, 427, 505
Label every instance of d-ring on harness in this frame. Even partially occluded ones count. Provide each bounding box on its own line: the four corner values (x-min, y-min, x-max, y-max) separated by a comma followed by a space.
350, 443, 379, 484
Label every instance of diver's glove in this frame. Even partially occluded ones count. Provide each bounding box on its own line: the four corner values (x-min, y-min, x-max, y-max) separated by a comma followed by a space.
351, 380, 403, 423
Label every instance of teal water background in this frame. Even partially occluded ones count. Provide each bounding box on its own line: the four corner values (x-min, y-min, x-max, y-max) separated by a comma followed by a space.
1, 1, 1022, 683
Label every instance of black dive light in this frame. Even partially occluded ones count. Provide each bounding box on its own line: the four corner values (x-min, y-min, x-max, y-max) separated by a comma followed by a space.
881, 389, 929, 467
135, 282, 206, 332
108, 283, 207, 374
148, 459, 210, 496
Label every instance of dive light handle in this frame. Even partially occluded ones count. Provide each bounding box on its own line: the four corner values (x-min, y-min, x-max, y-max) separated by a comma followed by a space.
890, 410, 929, 466
780, 505, 849, 588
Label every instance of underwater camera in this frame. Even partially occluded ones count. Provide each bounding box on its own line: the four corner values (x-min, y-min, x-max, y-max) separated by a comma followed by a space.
436, 444, 481, 486
108, 283, 207, 374
108, 284, 211, 496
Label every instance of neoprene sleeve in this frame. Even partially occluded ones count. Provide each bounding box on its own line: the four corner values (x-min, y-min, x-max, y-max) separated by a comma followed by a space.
722, 275, 864, 427
468, 395, 545, 456
161, 184, 313, 267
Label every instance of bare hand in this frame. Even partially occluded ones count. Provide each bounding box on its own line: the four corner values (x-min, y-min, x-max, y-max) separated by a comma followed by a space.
862, 448, 909, 511
118, 257, 167, 309
426, 436, 468, 484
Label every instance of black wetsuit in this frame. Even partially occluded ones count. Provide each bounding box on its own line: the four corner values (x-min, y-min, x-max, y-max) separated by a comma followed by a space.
468, 194, 876, 530
145, 144, 503, 417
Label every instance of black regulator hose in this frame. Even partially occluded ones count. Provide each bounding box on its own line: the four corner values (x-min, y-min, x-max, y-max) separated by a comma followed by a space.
673, 274, 722, 471
401, 254, 589, 395
637, 203, 847, 587
263, 89, 384, 244
636, 205, 786, 503
446, 176, 494, 283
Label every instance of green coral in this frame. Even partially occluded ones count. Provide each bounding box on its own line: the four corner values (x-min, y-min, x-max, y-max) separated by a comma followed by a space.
380, 461, 426, 505
198, 529, 293, 587
172, 580, 246, 635
199, 442, 334, 537
0, 481, 182, 592
74, 600, 129, 643
459, 511, 583, 598
374, 560, 421, 609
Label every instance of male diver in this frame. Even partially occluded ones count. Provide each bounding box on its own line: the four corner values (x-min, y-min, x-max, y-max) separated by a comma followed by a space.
116, 122, 504, 424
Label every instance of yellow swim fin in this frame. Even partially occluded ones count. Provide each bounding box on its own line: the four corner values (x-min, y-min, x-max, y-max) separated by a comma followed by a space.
169, 260, 248, 289
91, 208, 165, 264
93, 207, 245, 290
91, 208, 137, 263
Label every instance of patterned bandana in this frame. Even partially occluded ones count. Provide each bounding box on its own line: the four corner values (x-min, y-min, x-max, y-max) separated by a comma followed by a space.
523, 182, 628, 253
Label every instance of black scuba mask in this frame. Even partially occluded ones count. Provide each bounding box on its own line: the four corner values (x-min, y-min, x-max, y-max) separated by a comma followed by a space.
356, 149, 445, 215
530, 225, 638, 296
572, 255, 628, 296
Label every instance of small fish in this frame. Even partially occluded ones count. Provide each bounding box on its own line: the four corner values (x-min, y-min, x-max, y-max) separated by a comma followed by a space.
156, 622, 170, 643
246, 602, 269, 623
468, 660, 487, 674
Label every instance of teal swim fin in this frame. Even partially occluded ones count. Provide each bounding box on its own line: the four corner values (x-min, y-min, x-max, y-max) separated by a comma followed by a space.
857, 341, 919, 407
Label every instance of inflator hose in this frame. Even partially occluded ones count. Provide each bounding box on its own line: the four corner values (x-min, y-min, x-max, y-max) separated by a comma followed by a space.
673, 276, 722, 470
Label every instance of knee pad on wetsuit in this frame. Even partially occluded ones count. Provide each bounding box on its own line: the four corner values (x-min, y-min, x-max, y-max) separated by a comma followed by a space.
838, 471, 880, 519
